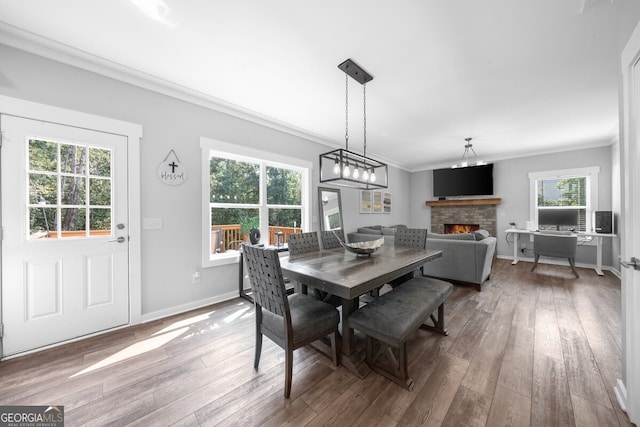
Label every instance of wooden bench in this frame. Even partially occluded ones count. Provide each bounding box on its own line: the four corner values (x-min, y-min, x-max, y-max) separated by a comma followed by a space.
348, 276, 453, 390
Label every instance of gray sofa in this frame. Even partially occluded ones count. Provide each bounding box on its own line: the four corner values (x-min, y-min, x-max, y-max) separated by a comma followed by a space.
347, 225, 407, 245
347, 226, 496, 291
423, 232, 497, 291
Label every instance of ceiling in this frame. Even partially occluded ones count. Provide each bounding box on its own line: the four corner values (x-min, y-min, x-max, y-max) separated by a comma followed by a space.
0, 0, 625, 170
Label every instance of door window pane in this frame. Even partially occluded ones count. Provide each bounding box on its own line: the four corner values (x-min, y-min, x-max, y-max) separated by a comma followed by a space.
90, 208, 111, 234
29, 207, 57, 238
60, 144, 87, 174
89, 147, 111, 177
90, 178, 111, 205
61, 207, 86, 233
29, 139, 57, 172
27, 138, 113, 239
29, 173, 57, 205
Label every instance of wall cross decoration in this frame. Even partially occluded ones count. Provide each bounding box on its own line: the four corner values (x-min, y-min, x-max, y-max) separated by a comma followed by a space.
157, 149, 187, 186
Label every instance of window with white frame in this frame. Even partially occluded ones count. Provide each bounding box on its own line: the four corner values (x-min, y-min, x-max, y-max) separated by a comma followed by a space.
529, 167, 599, 233
201, 138, 311, 266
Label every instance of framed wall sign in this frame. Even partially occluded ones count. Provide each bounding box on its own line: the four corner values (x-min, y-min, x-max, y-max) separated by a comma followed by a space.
360, 190, 372, 213
383, 192, 392, 214
372, 190, 383, 213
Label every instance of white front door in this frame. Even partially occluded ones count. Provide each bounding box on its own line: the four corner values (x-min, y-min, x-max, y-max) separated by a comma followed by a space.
618, 24, 640, 424
1, 115, 130, 357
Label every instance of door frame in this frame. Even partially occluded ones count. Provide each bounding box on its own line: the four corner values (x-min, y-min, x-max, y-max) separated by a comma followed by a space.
617, 22, 640, 424
0, 95, 142, 358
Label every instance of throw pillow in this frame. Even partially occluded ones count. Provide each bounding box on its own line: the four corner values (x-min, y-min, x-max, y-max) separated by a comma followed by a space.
474, 229, 490, 241
382, 227, 397, 235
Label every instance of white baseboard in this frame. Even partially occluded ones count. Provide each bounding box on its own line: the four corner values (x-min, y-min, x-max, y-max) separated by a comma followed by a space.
140, 290, 243, 324
497, 255, 619, 276
615, 379, 628, 413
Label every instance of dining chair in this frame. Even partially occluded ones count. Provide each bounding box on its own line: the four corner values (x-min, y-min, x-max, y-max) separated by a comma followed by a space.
286, 231, 320, 256
290, 231, 341, 305
531, 232, 580, 278
390, 228, 428, 286
242, 244, 340, 398
320, 229, 345, 250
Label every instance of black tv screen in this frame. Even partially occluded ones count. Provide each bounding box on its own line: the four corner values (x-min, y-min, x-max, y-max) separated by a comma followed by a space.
433, 164, 494, 197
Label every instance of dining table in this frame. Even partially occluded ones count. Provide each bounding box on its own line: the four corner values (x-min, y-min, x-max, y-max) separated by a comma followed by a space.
280, 244, 442, 374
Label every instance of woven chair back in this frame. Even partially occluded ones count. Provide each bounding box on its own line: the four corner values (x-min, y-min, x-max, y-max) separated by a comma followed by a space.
287, 231, 320, 256
395, 228, 428, 249
242, 244, 289, 317
320, 229, 345, 250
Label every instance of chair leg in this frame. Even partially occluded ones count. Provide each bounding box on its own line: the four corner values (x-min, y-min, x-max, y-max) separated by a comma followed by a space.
254, 309, 263, 369
531, 254, 540, 272
284, 348, 293, 399
569, 258, 580, 278
330, 329, 339, 366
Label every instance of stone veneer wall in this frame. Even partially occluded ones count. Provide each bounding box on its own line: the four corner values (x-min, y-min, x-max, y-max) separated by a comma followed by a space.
430, 205, 497, 237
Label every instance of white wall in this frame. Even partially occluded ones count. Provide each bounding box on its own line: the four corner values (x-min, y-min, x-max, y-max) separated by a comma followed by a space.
0, 44, 412, 320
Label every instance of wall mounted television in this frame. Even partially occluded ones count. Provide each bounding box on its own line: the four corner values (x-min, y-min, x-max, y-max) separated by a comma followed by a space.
432, 164, 494, 197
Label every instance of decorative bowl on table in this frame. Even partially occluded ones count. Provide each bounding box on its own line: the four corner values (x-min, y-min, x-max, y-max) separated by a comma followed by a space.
339, 236, 384, 256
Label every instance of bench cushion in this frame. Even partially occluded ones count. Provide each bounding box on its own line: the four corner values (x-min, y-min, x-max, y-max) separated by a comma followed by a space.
348, 277, 453, 348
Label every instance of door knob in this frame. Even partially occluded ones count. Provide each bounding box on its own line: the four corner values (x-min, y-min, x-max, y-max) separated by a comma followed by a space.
108, 236, 126, 243
620, 256, 640, 270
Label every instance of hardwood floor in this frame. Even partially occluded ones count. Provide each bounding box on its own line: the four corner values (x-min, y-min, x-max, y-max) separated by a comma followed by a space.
0, 259, 634, 426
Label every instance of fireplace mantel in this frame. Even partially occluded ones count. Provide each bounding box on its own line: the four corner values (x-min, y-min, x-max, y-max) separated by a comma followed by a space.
425, 198, 502, 207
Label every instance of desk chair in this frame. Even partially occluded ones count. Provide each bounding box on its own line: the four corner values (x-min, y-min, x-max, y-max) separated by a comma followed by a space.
531, 233, 579, 278
242, 244, 339, 398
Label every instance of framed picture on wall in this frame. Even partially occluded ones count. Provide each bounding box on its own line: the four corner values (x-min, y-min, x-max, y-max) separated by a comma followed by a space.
360, 190, 372, 213
372, 191, 383, 213
383, 192, 391, 214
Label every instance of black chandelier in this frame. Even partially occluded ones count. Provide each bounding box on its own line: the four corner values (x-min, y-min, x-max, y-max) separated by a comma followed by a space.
319, 59, 388, 189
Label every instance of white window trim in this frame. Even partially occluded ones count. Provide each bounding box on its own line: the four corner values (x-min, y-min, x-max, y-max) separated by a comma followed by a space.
200, 137, 312, 267
528, 166, 600, 232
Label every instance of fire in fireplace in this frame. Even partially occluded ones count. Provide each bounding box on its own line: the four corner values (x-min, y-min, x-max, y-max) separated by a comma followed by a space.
444, 224, 480, 234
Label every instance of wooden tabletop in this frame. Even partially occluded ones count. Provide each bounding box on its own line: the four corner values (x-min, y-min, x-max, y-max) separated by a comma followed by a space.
280, 245, 442, 300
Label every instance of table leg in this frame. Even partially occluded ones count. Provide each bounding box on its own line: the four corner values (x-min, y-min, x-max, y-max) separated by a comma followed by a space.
339, 296, 369, 378
341, 297, 358, 356
512, 232, 520, 265
595, 235, 605, 276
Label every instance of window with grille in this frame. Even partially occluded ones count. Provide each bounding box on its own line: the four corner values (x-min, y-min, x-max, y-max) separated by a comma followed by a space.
201, 138, 311, 266
529, 167, 599, 233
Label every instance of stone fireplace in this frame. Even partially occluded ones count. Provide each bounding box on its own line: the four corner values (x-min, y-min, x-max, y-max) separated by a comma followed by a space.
425, 198, 501, 237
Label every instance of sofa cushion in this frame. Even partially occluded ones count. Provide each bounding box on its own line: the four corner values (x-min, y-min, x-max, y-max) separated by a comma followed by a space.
357, 227, 383, 235
382, 227, 397, 235
473, 229, 490, 241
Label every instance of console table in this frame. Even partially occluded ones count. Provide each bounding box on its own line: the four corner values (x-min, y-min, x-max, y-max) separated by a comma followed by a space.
505, 228, 616, 276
